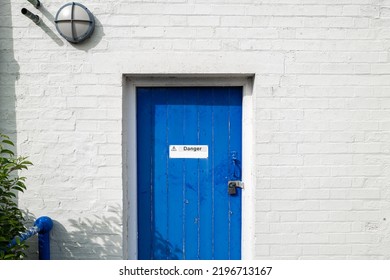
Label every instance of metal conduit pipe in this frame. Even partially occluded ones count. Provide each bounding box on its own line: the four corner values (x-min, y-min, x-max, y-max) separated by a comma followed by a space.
27, 0, 41, 9
21, 8, 41, 24
7, 216, 53, 260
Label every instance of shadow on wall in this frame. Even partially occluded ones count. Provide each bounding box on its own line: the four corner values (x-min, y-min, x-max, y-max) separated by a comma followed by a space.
0, 0, 18, 144
36, 4, 64, 47
73, 15, 105, 52
50, 205, 123, 259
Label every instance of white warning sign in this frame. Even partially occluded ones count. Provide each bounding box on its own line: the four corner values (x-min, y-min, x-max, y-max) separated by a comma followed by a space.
169, 145, 208, 159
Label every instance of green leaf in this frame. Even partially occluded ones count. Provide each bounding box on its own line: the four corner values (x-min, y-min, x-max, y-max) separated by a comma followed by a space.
12, 186, 25, 192
16, 181, 26, 189
1, 140, 14, 146
2, 192, 16, 198
0, 149, 14, 156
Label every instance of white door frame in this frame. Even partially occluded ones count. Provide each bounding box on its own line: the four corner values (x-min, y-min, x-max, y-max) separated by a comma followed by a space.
123, 75, 255, 260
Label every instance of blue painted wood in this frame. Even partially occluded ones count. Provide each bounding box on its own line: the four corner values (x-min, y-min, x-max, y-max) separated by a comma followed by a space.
152, 88, 170, 259
137, 86, 242, 260
227, 87, 243, 259
136, 87, 153, 260
198, 89, 213, 259
166, 88, 184, 260
212, 87, 231, 259
182, 88, 199, 259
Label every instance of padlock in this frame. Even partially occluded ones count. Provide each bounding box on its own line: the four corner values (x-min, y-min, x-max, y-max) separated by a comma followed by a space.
228, 181, 237, 195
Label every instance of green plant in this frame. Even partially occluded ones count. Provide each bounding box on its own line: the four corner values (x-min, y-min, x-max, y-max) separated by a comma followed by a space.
0, 134, 32, 259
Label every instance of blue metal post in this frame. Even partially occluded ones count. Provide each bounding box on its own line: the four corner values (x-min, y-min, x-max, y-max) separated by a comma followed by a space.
34, 216, 53, 260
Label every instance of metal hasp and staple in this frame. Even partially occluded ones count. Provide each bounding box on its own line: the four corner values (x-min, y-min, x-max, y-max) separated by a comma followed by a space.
8, 216, 53, 260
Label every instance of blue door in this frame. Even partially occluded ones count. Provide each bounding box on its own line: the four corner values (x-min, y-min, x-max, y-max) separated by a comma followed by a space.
137, 87, 242, 260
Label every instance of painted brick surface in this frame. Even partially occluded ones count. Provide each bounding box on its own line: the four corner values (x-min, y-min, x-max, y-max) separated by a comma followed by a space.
1, 0, 390, 259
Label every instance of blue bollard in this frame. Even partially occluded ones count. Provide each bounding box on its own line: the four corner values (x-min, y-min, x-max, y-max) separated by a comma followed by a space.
34, 216, 53, 260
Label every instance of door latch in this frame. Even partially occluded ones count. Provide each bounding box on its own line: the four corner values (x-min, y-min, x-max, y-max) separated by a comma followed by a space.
228, 181, 244, 195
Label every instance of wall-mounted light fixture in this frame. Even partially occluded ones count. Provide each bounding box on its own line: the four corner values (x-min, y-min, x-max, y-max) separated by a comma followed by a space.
54, 2, 95, 44
21, 8, 41, 24
27, 0, 41, 9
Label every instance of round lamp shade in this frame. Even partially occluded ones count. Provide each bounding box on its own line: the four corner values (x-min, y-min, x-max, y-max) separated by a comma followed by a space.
55, 2, 95, 44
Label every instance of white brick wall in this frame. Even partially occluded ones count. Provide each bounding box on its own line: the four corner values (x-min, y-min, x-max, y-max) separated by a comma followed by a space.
1, 0, 390, 259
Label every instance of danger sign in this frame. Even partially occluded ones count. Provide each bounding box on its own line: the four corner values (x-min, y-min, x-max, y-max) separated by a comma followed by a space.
169, 145, 208, 159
